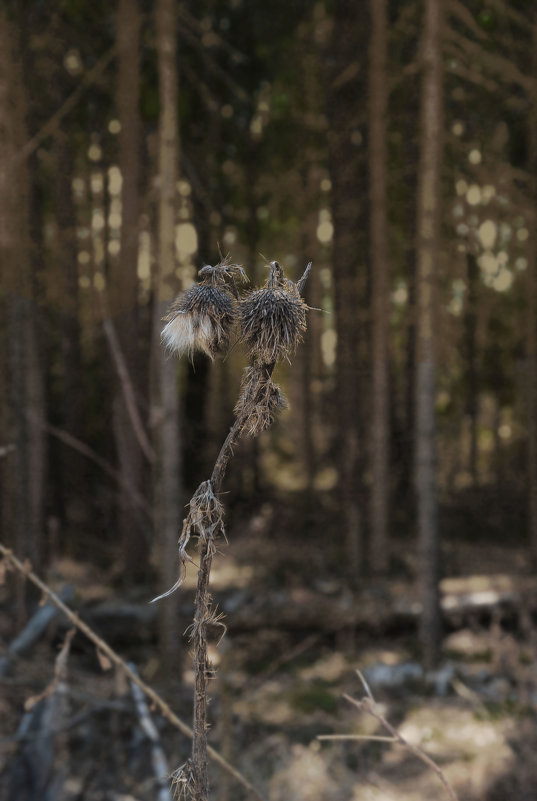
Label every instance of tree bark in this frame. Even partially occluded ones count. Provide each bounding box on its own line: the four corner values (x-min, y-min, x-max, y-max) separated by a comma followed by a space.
0, 10, 45, 566
328, 0, 368, 581
464, 253, 479, 485
415, 0, 444, 668
527, 22, 537, 567
369, 0, 390, 574
114, 0, 147, 578
154, 0, 182, 671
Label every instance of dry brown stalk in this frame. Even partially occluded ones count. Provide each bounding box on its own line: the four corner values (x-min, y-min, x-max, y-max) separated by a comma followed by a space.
318, 668, 459, 801
0, 542, 266, 801
24, 628, 76, 711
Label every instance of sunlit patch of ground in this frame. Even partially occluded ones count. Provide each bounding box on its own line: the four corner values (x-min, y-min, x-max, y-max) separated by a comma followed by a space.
223, 637, 532, 801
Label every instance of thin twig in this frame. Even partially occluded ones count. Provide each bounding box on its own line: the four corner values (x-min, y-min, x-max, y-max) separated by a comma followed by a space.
318, 734, 396, 742
41, 421, 152, 521
0, 543, 266, 801
24, 628, 76, 711
102, 315, 156, 463
356, 667, 374, 700
18, 46, 117, 162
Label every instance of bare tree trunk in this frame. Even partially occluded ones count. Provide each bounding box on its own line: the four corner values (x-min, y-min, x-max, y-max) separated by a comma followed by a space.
50, 130, 83, 536
114, 0, 148, 578
369, 0, 390, 574
464, 253, 479, 485
527, 23, 537, 567
328, 0, 368, 581
415, 0, 444, 668
154, 0, 182, 669
0, 11, 45, 566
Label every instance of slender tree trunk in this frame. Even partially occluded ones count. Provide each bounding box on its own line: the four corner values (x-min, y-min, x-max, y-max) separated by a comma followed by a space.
114, 0, 147, 578
53, 134, 83, 534
415, 0, 444, 668
328, 0, 368, 581
527, 23, 537, 566
402, 132, 419, 523
464, 253, 479, 485
369, 0, 390, 574
154, 0, 182, 670
0, 10, 45, 565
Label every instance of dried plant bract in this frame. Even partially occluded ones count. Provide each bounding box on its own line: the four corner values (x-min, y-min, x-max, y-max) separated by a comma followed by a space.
151, 480, 224, 603
234, 366, 287, 436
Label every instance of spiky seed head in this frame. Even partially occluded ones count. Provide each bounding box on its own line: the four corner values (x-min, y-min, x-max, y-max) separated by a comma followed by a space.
239, 279, 308, 364
162, 282, 236, 359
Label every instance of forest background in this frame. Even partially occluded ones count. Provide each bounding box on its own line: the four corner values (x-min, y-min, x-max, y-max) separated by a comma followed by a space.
2, 0, 537, 800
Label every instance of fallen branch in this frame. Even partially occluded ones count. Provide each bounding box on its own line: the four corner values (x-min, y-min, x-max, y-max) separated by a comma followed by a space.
0, 543, 265, 801
128, 661, 172, 801
9, 628, 73, 800
0, 585, 75, 677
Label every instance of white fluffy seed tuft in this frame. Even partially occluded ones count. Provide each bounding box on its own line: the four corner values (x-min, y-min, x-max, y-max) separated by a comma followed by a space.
161, 312, 216, 358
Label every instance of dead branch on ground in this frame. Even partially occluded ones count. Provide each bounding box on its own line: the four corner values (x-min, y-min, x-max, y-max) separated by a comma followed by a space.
0, 542, 265, 801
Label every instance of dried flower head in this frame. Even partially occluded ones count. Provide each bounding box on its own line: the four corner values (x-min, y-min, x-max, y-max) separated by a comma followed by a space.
239, 261, 308, 364
161, 260, 243, 359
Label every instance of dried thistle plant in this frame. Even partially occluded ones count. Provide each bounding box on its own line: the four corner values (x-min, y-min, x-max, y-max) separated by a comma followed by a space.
161, 258, 246, 360
159, 258, 312, 801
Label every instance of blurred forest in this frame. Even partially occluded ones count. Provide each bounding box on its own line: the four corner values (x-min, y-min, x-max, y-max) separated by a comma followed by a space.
2, 0, 537, 799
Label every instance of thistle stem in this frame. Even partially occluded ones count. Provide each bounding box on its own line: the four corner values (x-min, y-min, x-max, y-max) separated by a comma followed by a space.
191, 362, 274, 801
190, 261, 311, 801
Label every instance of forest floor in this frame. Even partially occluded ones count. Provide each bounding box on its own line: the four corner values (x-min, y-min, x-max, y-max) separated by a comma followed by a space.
1, 496, 537, 801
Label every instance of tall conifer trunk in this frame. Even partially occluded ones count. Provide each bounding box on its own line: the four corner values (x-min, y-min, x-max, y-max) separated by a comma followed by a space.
527, 23, 537, 567
369, 0, 390, 574
114, 0, 147, 577
464, 253, 479, 485
415, 0, 444, 668
154, 0, 182, 668
0, 10, 45, 566
329, 0, 368, 580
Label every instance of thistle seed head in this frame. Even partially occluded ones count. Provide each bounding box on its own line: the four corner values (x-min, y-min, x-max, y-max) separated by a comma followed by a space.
162, 282, 236, 360
239, 279, 308, 364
